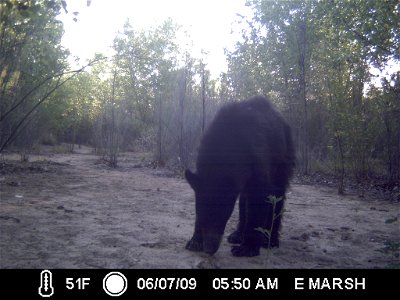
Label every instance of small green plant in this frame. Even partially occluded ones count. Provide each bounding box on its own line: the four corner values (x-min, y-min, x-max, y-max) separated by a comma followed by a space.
256, 195, 284, 245
378, 240, 400, 257
385, 217, 398, 224
256, 195, 284, 267
377, 240, 400, 268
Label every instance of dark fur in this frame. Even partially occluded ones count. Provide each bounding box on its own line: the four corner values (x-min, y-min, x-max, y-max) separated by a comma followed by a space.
185, 96, 295, 257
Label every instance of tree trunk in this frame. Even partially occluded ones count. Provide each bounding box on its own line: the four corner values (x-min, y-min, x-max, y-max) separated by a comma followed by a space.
158, 93, 163, 164
201, 62, 206, 135
297, 17, 309, 175
178, 69, 187, 167
336, 134, 345, 195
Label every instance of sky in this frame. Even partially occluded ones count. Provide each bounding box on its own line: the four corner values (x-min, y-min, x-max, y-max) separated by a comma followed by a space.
58, 0, 253, 78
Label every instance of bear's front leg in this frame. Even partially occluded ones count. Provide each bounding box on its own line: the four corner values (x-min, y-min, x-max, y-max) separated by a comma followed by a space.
185, 236, 203, 252
185, 219, 203, 252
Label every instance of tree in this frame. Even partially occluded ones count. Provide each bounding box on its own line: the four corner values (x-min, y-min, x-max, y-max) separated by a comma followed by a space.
0, 0, 68, 153
224, 0, 399, 190
226, 0, 317, 174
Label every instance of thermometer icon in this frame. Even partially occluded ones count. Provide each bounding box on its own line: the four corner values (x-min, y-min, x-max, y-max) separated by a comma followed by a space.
39, 270, 54, 297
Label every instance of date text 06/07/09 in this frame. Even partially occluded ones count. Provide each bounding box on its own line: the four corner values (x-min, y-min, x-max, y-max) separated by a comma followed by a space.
137, 278, 196, 290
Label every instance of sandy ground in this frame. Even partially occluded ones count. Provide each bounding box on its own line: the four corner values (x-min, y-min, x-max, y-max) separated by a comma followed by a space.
0, 146, 399, 269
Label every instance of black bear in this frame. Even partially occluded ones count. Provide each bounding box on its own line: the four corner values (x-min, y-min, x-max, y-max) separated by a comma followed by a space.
185, 95, 295, 257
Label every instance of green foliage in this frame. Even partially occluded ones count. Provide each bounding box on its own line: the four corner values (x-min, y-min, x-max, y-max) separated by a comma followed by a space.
377, 240, 400, 267
223, 0, 400, 187
88, 20, 183, 165
385, 217, 398, 224
0, 0, 69, 151
255, 195, 283, 245
1, 0, 398, 183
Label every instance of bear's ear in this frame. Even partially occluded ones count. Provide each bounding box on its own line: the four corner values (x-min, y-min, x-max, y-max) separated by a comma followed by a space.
185, 169, 199, 191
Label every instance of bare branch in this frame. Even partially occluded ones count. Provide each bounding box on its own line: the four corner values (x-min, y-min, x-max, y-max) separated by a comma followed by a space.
0, 57, 106, 122
0, 57, 106, 152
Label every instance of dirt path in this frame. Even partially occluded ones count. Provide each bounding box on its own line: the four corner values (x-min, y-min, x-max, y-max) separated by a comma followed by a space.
1, 147, 399, 268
